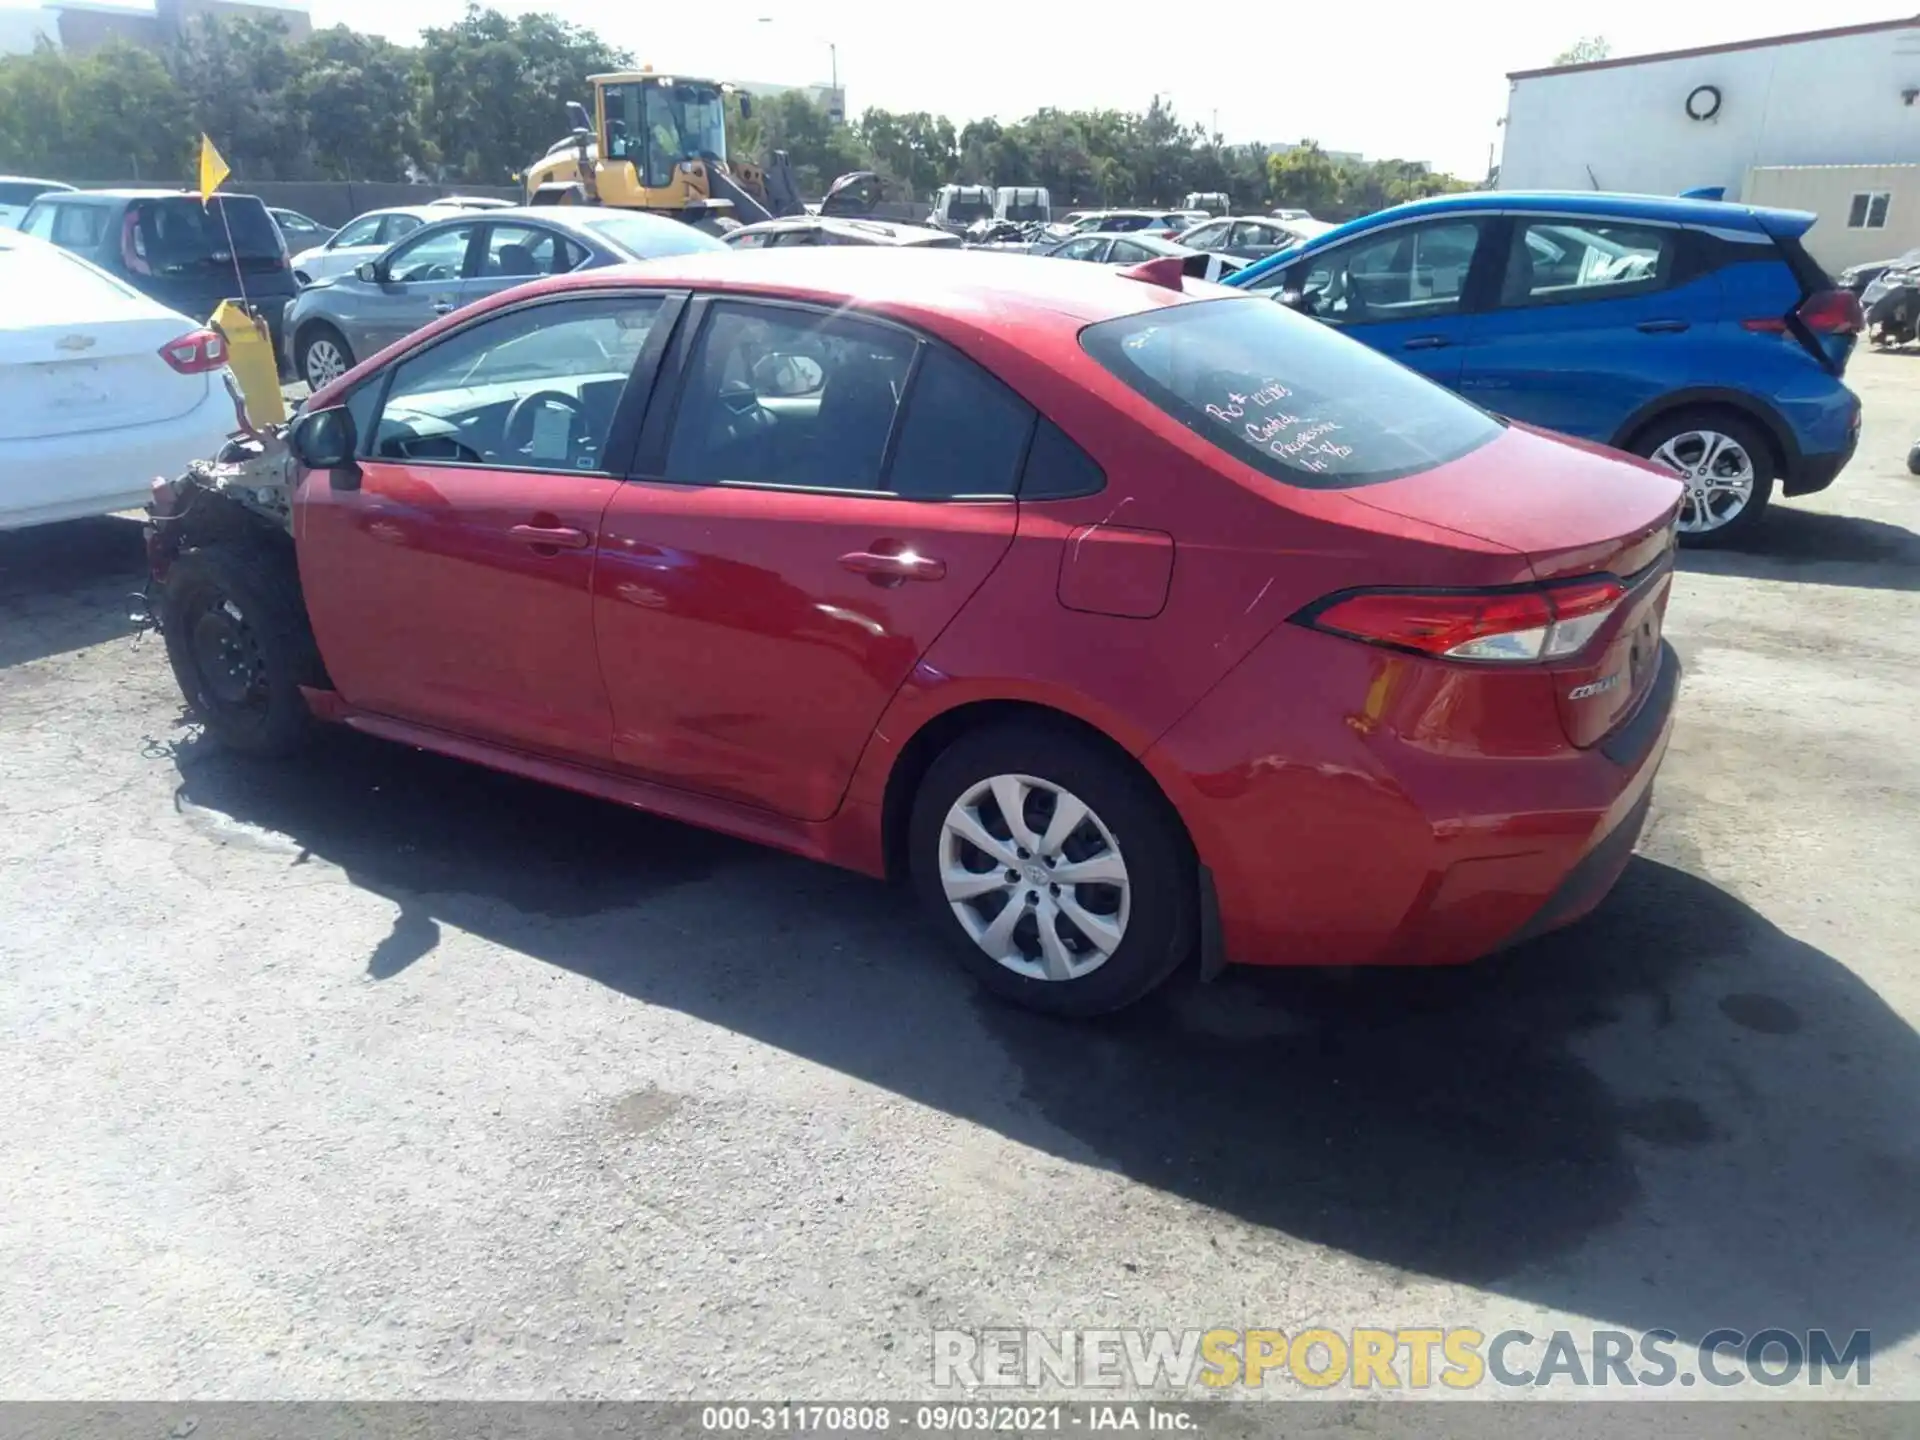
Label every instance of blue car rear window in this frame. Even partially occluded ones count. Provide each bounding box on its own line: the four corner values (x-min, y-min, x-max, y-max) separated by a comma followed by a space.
1080, 297, 1502, 488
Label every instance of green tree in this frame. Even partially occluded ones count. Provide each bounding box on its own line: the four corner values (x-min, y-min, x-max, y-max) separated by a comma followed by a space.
292, 27, 422, 180
166, 14, 308, 179
1267, 141, 1343, 216
416, 6, 629, 183
1553, 36, 1612, 64
0, 39, 191, 182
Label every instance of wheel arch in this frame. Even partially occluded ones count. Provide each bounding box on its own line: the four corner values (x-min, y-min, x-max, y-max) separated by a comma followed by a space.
1610, 388, 1798, 474
876, 697, 1181, 885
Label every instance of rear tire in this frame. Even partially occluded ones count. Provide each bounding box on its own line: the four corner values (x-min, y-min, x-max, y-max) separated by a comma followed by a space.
161, 543, 324, 758
1632, 408, 1775, 548
909, 723, 1194, 1017
298, 324, 354, 391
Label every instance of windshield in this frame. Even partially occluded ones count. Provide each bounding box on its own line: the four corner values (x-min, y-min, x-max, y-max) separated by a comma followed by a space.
605, 80, 728, 189
1080, 298, 1502, 488
947, 193, 992, 222
132, 197, 285, 275
1003, 201, 1048, 222
576, 210, 728, 258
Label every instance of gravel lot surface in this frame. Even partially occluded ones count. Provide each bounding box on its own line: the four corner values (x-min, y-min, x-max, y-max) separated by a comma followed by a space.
4, 353, 1918, 1401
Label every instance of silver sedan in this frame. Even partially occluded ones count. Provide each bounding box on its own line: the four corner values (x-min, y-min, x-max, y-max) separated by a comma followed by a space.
282, 207, 727, 390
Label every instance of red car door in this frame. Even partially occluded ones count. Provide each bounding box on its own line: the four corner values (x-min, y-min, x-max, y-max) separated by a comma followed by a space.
297, 289, 681, 761
594, 299, 1033, 821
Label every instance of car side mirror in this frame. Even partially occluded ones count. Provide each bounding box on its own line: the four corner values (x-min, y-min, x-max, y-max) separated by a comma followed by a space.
290, 404, 360, 490
355, 260, 385, 284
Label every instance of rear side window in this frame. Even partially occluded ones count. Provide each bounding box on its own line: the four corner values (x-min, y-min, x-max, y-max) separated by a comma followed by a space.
1502, 220, 1675, 307
1081, 297, 1502, 488
889, 346, 1035, 499
1021, 418, 1105, 499
49, 204, 107, 250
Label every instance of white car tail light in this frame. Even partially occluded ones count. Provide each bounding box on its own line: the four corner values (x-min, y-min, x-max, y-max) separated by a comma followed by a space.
159, 329, 227, 375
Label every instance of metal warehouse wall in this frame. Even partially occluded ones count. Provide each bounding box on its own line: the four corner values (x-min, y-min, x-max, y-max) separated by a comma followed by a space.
1746, 164, 1920, 271
1499, 22, 1920, 202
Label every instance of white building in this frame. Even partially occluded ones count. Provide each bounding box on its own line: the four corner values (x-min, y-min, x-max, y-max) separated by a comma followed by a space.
1499, 17, 1920, 270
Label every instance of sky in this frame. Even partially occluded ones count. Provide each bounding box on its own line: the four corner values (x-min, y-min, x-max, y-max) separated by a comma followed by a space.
10, 0, 1911, 177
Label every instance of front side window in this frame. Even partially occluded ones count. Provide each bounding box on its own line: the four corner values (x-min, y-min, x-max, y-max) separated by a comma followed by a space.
665, 302, 916, 491
1081, 297, 1502, 488
384, 224, 475, 283
1291, 219, 1483, 323
1849, 191, 1891, 229
330, 215, 383, 249
1052, 237, 1107, 261
1501, 220, 1675, 306
370, 294, 665, 471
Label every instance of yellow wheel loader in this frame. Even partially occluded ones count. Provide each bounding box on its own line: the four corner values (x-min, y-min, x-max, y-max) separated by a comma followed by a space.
525, 71, 883, 231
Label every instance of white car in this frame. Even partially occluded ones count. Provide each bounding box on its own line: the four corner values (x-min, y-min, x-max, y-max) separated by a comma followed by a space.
0, 230, 236, 530
1, 176, 72, 229
289, 205, 442, 286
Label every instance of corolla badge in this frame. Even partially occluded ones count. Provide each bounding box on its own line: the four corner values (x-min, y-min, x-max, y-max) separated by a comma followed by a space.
1568, 673, 1623, 701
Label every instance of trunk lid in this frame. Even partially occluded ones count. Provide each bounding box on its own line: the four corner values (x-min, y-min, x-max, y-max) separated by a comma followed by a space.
0, 236, 211, 440
1348, 422, 1682, 747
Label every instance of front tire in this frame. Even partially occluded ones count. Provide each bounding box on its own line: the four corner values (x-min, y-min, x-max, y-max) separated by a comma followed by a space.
1633, 408, 1775, 547
909, 723, 1194, 1017
298, 323, 354, 391
161, 544, 325, 758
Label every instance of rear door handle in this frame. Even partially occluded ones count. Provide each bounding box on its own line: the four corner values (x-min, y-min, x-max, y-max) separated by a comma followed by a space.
838, 548, 947, 585
432, 301, 457, 315
510, 523, 591, 551
1636, 319, 1690, 333
1402, 334, 1452, 350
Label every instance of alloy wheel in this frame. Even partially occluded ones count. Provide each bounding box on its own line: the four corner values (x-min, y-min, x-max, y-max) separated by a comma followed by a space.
304, 338, 347, 389
938, 773, 1131, 983
1648, 429, 1755, 534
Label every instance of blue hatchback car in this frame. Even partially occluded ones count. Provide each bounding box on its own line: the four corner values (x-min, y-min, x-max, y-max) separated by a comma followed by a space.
1225, 192, 1863, 544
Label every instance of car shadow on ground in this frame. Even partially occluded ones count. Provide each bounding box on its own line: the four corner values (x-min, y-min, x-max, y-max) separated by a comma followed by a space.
0, 516, 147, 668
1679, 508, 1920, 590
173, 728, 1920, 1351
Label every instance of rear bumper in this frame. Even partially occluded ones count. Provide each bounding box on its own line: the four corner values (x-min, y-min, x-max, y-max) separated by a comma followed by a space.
0, 381, 233, 531
1782, 390, 1860, 496
1148, 632, 1682, 971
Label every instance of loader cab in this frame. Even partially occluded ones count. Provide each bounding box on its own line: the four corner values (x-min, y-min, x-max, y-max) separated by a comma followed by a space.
597, 73, 730, 197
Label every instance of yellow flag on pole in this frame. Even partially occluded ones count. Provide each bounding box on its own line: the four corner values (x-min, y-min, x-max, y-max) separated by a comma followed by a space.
198, 134, 230, 204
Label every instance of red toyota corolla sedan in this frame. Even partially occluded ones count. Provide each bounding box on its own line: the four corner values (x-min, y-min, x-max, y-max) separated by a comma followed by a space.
154, 248, 1682, 1016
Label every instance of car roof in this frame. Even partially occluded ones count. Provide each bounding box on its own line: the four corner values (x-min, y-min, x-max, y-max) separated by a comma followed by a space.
1, 175, 72, 187
1072, 233, 1196, 255
39, 188, 270, 209
732, 216, 956, 244
1229, 189, 1815, 288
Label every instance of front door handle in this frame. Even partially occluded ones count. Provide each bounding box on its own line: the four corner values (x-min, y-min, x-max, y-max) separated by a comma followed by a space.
510, 523, 591, 551
839, 547, 947, 585
1636, 319, 1690, 333
1402, 334, 1452, 350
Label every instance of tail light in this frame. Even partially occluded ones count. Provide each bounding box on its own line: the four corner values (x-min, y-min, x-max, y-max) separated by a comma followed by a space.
159, 328, 228, 374
1743, 288, 1863, 335
1301, 577, 1626, 663
120, 210, 151, 276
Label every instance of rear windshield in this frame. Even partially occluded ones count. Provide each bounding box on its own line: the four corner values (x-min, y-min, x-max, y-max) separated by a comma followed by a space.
134, 196, 284, 271
1080, 298, 1502, 488
574, 211, 727, 258
0, 181, 61, 205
